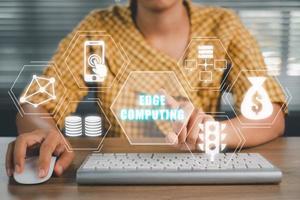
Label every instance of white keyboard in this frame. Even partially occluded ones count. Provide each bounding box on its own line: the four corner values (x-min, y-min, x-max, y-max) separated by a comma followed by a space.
77, 153, 282, 184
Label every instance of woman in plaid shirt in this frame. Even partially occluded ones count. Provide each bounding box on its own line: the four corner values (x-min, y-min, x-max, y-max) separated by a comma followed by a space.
6, 0, 286, 178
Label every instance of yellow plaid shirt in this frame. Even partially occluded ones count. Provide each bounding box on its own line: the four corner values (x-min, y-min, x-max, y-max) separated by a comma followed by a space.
23, 1, 286, 138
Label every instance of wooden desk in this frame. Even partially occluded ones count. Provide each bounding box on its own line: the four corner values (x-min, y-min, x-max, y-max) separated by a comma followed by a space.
1, 137, 300, 200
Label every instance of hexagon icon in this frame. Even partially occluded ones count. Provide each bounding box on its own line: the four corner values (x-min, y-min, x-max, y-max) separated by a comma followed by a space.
223, 69, 291, 126
56, 100, 111, 151
186, 115, 245, 166
64, 31, 128, 91
9, 62, 67, 116
178, 38, 233, 91
111, 71, 194, 145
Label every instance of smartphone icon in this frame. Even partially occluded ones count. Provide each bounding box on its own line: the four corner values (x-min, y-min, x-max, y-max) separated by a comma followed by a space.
84, 40, 107, 83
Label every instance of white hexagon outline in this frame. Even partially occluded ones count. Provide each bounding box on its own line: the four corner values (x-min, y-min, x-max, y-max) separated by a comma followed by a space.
56, 99, 111, 151
177, 37, 233, 91
63, 31, 129, 91
185, 114, 246, 167
9, 62, 67, 116
223, 69, 292, 127
110, 70, 195, 145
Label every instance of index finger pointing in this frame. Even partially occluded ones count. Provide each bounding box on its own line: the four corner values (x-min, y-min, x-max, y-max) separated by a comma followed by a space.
158, 89, 179, 109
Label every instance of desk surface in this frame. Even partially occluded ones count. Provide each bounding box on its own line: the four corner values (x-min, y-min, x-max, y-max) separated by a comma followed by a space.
0, 137, 300, 200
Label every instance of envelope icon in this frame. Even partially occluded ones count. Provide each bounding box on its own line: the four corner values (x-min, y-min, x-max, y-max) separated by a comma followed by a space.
20, 75, 56, 107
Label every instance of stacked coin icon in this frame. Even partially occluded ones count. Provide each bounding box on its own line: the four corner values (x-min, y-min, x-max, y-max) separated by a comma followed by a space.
65, 116, 82, 137
85, 116, 102, 137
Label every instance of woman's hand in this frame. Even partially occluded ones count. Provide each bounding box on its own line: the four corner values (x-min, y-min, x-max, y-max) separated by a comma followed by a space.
5, 129, 74, 177
163, 92, 214, 151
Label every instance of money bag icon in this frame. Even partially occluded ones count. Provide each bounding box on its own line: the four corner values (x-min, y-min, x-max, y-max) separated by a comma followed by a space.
241, 77, 273, 120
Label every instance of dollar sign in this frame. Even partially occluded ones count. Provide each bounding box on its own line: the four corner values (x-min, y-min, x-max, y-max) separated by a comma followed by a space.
252, 91, 263, 115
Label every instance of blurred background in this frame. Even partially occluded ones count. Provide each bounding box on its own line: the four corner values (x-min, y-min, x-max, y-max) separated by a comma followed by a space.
0, 0, 299, 136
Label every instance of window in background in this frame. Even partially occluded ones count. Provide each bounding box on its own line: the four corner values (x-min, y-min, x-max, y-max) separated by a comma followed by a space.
288, 11, 300, 76
239, 10, 283, 76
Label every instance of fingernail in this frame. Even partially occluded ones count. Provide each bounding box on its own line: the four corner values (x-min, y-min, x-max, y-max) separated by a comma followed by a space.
6, 168, 12, 176
15, 164, 21, 174
39, 169, 46, 178
57, 164, 63, 175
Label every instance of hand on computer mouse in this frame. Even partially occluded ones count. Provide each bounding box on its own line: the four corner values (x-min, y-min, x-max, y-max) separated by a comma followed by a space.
5, 129, 74, 178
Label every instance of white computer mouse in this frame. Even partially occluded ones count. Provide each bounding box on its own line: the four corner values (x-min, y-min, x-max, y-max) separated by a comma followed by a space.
14, 156, 57, 184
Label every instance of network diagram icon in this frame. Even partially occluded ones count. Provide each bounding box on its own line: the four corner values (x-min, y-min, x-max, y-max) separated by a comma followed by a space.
195, 45, 227, 82
178, 38, 233, 90
20, 75, 56, 108
198, 121, 227, 162
183, 44, 227, 82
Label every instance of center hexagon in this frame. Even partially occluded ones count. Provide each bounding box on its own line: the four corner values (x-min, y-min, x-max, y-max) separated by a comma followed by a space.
111, 71, 194, 145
